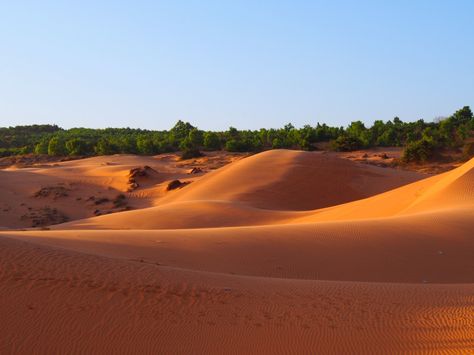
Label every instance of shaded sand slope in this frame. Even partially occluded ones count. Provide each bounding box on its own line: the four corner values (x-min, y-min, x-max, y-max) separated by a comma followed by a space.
158, 150, 423, 210
296, 156, 474, 223
1, 236, 473, 354
63, 200, 301, 230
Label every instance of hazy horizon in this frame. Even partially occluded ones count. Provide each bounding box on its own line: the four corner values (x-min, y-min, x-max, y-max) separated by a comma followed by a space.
1, 1, 473, 130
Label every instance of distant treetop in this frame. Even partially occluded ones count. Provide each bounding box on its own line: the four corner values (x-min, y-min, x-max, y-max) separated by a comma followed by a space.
0, 106, 473, 163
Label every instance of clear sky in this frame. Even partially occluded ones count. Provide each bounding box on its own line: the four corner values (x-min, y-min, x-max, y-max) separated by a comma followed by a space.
1, 1, 473, 130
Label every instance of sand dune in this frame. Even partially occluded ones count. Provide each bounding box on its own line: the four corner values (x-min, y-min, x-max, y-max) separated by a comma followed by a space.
158, 149, 423, 210
59, 150, 424, 230
58, 151, 472, 231
1, 150, 473, 353
0, 153, 240, 228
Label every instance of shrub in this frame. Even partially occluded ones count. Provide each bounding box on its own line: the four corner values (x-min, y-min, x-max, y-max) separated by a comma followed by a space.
331, 135, 363, 151
272, 138, 285, 149
402, 138, 437, 163
203, 132, 221, 150
94, 138, 117, 155
224, 139, 243, 152
65, 138, 91, 156
136, 136, 156, 155
34, 139, 50, 154
47, 137, 67, 156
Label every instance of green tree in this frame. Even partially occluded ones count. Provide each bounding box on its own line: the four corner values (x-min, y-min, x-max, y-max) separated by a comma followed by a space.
65, 138, 90, 156
272, 138, 284, 149
331, 135, 363, 151
136, 135, 155, 155
47, 137, 67, 156
451, 106, 473, 125
225, 139, 241, 152
34, 138, 50, 154
203, 132, 221, 150
188, 128, 204, 147
170, 120, 195, 140
402, 137, 437, 163
94, 138, 117, 155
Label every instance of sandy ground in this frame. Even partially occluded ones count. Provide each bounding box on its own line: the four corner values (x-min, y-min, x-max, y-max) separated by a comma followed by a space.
0, 152, 244, 229
1, 150, 473, 353
338, 146, 467, 174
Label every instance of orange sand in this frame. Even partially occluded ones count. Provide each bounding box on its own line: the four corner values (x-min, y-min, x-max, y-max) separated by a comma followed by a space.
1, 150, 473, 353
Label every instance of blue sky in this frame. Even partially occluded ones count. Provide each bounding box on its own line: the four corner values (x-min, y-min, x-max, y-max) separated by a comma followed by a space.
1, 0, 473, 130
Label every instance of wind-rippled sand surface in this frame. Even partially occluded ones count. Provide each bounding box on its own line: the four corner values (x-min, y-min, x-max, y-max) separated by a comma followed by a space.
1, 150, 473, 354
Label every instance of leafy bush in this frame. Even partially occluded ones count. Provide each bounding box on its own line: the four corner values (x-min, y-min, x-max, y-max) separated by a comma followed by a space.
402, 138, 437, 163
66, 138, 91, 156
331, 135, 364, 151
94, 138, 118, 155
223, 139, 243, 152
203, 132, 221, 150
47, 137, 67, 156
136, 135, 156, 155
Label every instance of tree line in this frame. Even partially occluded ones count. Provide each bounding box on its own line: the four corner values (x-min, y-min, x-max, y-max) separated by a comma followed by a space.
0, 106, 473, 163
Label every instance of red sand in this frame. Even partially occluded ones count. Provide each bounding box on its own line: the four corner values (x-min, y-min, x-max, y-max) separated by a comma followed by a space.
1, 150, 473, 353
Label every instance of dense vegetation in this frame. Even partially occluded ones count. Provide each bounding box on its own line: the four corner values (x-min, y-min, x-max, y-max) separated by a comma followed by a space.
1, 106, 473, 162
